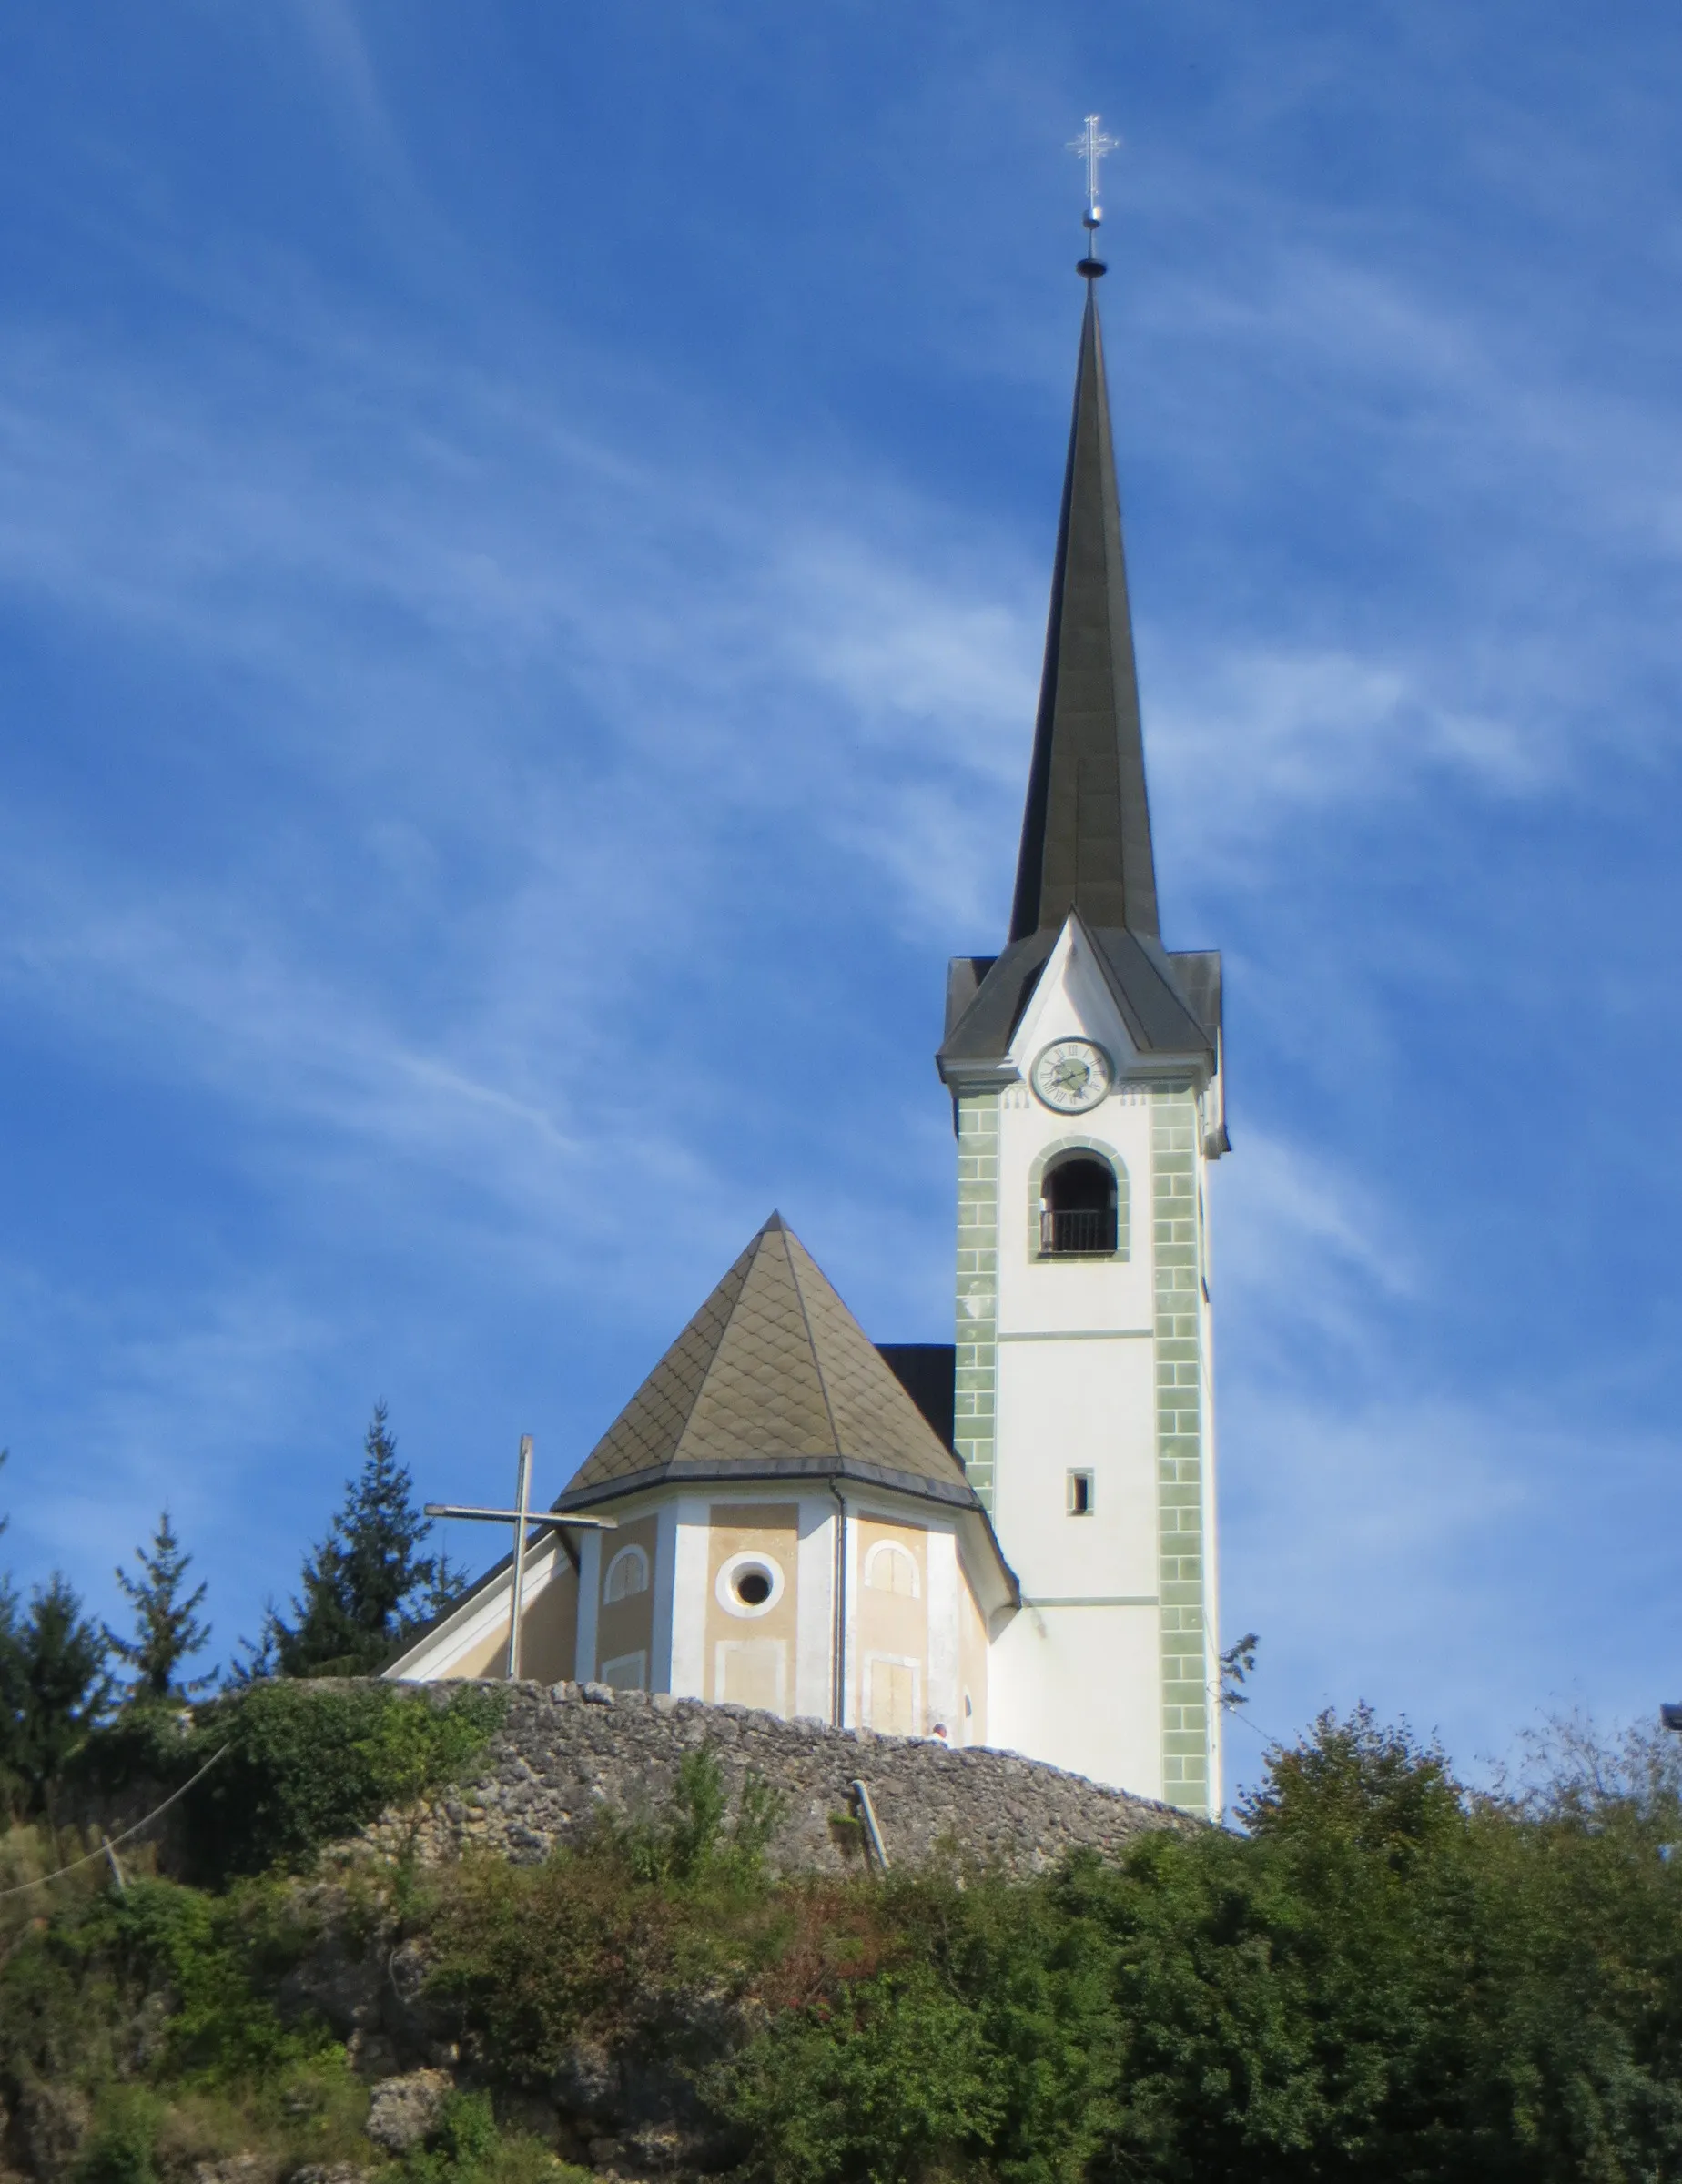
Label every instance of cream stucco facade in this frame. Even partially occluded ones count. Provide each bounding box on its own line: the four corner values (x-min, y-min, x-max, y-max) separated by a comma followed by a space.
391, 1474, 1008, 1753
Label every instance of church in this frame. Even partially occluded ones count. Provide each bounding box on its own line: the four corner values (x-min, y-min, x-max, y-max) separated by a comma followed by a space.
388, 251, 1229, 1821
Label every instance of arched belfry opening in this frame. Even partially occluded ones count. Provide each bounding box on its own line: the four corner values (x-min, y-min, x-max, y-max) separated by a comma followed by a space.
1039, 1152, 1119, 1257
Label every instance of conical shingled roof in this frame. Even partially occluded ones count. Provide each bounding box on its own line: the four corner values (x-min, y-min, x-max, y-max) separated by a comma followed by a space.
554, 1215, 977, 1512
1010, 282, 1158, 945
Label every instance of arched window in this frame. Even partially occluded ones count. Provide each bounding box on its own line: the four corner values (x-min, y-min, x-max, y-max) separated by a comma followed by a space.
1039, 1152, 1120, 1257
865, 1540, 920, 1598
603, 1544, 650, 1603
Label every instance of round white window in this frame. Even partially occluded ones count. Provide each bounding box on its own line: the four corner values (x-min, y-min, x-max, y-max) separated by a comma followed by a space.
715, 1551, 785, 1618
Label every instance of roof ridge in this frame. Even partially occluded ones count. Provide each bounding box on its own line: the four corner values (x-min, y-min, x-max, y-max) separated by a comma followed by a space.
1067, 906, 1150, 1051
778, 1221, 844, 1459
672, 1227, 779, 1462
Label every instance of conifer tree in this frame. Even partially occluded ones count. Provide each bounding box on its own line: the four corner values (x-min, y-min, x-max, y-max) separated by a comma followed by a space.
105, 1510, 213, 1704
255, 1402, 458, 1679
0, 1454, 113, 1807
0, 1577, 113, 1810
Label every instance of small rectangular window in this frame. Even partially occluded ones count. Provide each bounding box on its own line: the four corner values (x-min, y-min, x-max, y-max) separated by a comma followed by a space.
1067, 1470, 1094, 1517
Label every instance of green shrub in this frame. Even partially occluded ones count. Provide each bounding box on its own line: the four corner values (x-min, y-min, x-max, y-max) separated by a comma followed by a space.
73, 2086, 165, 2184
422, 1848, 668, 2082
396, 2089, 590, 2184
614, 1743, 785, 1887
148, 2063, 370, 2174
717, 1965, 1006, 2184
436, 2088, 502, 2169
110, 1876, 335, 2083
714, 1871, 1120, 2184
71, 1701, 201, 1799
180, 1680, 504, 1880
478, 2142, 594, 2184
0, 1891, 128, 2098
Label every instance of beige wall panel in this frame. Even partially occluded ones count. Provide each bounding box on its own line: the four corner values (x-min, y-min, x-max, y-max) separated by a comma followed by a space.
704, 1503, 798, 1712
521, 1559, 578, 1684
451, 1618, 509, 1680
855, 1516, 928, 1734
596, 1512, 658, 1686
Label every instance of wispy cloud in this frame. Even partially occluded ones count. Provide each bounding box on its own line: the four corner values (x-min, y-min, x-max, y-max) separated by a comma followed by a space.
1220, 1382, 1682, 1785
1215, 1127, 1415, 1350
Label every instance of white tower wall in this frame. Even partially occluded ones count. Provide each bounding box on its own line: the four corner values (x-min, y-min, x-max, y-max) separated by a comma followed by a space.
954, 918, 1221, 1815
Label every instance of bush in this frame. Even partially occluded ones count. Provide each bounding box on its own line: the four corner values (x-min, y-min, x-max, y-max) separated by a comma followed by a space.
179, 1680, 504, 1881
109, 1876, 334, 2082
422, 1848, 670, 2083
7, 1702, 1682, 2184
613, 1743, 785, 1888
392, 2088, 591, 2184
0, 1879, 133, 2108
73, 2087, 164, 2184
714, 1870, 1120, 2184
717, 1965, 1008, 2184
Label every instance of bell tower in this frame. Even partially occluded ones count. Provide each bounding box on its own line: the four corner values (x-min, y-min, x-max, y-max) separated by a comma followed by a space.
936, 243, 1228, 1815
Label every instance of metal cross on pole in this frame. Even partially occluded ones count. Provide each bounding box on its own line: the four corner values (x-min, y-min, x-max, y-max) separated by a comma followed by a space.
1066, 113, 1120, 232
425, 1436, 615, 1681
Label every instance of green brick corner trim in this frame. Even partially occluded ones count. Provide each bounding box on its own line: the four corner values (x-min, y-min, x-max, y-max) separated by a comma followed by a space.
953, 1090, 1000, 1511
1151, 1087, 1212, 1816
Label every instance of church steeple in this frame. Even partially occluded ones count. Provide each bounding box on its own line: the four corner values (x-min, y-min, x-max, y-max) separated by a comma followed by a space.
1009, 276, 1160, 943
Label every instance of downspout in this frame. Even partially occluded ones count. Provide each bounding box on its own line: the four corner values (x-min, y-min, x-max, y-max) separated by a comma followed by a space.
829, 1481, 848, 1728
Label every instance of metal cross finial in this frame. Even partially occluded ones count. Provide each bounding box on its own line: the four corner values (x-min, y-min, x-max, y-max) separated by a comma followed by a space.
1068, 113, 1120, 230
425, 1435, 616, 1681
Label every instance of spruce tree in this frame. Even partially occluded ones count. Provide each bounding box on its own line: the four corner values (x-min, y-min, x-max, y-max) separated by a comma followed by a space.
258, 1402, 458, 1678
105, 1510, 213, 1704
0, 1577, 113, 1811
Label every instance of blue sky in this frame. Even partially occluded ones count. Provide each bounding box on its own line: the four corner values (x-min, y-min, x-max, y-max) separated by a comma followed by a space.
2, 2, 1679, 1802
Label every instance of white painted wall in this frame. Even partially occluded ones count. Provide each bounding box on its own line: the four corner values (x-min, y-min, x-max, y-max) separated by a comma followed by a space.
988, 1603, 1162, 1795
924, 1525, 961, 1739
668, 1496, 711, 1698
650, 1501, 679, 1692
795, 1496, 837, 1721
575, 1528, 602, 1684
993, 1338, 1158, 1599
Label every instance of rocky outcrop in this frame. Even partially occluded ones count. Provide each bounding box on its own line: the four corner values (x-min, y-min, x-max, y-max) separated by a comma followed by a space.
363, 2071, 453, 2154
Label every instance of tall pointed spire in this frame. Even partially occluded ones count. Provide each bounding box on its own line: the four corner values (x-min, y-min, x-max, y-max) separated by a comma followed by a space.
1008, 279, 1159, 943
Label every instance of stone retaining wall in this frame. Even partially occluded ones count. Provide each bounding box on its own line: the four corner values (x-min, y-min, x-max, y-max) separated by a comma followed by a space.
377, 1679, 1195, 1876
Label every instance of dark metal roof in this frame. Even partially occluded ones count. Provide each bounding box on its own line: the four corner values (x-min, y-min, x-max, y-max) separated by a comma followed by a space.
876, 1343, 957, 1453
1009, 283, 1158, 945
938, 916, 1214, 1070
1166, 949, 1221, 1045
555, 1214, 980, 1512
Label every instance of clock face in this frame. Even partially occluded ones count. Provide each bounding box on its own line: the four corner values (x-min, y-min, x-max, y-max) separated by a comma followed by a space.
1030, 1039, 1113, 1113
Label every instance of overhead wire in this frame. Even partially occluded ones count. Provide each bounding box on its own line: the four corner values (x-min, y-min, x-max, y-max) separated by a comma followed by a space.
0, 1738, 229, 1903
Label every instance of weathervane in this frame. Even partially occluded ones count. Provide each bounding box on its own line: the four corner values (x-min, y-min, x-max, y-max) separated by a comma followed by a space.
1067, 113, 1119, 278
